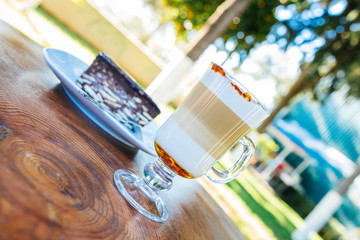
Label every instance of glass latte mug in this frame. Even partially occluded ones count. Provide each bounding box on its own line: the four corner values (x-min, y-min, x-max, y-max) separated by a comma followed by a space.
114, 63, 270, 222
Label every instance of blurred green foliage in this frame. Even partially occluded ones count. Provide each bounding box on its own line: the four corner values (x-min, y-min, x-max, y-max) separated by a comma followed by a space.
162, 0, 360, 100
162, 0, 291, 61
161, 0, 223, 40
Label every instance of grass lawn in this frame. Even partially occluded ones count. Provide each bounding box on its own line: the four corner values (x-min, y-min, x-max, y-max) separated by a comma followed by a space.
227, 169, 316, 239
200, 168, 322, 240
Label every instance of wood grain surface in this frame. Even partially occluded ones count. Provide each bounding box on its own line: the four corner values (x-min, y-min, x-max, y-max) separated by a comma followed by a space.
0, 20, 245, 240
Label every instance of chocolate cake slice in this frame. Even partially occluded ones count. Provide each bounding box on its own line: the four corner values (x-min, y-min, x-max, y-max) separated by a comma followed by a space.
76, 52, 160, 130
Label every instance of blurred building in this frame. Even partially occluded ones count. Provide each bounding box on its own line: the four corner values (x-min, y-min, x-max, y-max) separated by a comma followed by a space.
266, 85, 360, 234
286, 86, 360, 162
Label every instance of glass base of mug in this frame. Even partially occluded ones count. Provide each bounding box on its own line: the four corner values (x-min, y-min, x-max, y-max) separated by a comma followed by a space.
114, 169, 168, 222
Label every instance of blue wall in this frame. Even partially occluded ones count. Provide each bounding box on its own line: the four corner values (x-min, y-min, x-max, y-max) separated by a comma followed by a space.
279, 87, 360, 229
284, 87, 360, 162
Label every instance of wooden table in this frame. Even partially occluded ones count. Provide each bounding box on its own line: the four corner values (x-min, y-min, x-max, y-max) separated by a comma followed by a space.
0, 21, 244, 240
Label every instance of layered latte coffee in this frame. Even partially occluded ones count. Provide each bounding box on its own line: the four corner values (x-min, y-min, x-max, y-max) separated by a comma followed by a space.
155, 63, 269, 178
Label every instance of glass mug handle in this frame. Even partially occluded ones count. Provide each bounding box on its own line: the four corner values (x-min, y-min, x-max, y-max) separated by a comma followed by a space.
205, 136, 255, 184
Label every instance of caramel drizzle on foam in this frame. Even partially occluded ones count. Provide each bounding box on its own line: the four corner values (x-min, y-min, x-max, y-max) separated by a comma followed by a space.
230, 82, 252, 102
211, 63, 226, 77
211, 63, 253, 102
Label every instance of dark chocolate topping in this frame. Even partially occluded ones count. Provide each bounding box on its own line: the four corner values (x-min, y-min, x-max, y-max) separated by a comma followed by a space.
76, 52, 160, 129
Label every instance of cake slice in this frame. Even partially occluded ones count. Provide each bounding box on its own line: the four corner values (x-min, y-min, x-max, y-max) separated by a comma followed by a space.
76, 52, 160, 129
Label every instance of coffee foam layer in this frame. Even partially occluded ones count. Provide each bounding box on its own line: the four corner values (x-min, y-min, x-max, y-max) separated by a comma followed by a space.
201, 71, 269, 128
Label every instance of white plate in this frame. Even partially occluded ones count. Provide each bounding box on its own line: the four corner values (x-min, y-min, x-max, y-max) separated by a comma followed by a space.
42, 48, 158, 156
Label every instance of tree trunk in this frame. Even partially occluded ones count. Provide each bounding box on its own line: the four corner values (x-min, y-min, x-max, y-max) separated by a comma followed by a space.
257, 64, 313, 133
184, 0, 251, 62
257, 52, 345, 133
